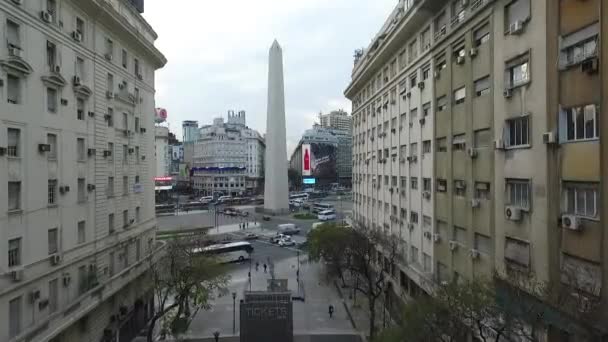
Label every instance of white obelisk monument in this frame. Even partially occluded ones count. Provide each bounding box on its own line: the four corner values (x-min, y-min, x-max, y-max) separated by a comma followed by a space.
264, 40, 289, 214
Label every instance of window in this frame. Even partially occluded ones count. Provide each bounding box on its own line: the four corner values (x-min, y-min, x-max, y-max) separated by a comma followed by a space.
77, 221, 85, 244
453, 45, 466, 60
107, 142, 114, 161
563, 105, 599, 141
48, 278, 58, 313
7, 74, 21, 104
454, 86, 466, 104
563, 182, 599, 218
452, 134, 466, 151
506, 55, 530, 88
474, 233, 491, 254
453, 226, 467, 245
7, 19, 20, 48
78, 265, 87, 295
384, 175, 389, 186
423, 178, 432, 192
123, 145, 128, 164
123, 176, 128, 195
107, 73, 114, 92
48, 179, 57, 205
505, 116, 529, 147
423, 140, 431, 153
411, 177, 418, 190
434, 11, 447, 38
134, 58, 140, 75
408, 39, 418, 62
437, 137, 447, 152
398, 50, 406, 69
47, 133, 57, 159
8, 238, 21, 267
107, 108, 114, 127
562, 33, 598, 67
410, 108, 418, 124
437, 95, 447, 111
76, 57, 85, 80
401, 177, 407, 188
105, 38, 113, 58
48, 228, 58, 254
454, 180, 466, 197
8, 181, 21, 211
107, 177, 114, 197
77, 98, 85, 120
135, 117, 140, 132
76, 17, 85, 37
506, 179, 530, 210
410, 246, 419, 264
46, 87, 58, 113
421, 27, 431, 50
77, 138, 85, 160
505, 237, 530, 268
123, 113, 128, 130
505, 0, 530, 31
9, 296, 21, 338
410, 73, 417, 88
474, 24, 490, 46
122, 49, 128, 68
109, 252, 115, 275
108, 213, 115, 233
135, 146, 140, 163
123, 210, 129, 228
437, 179, 447, 192
46, 41, 57, 69
474, 76, 490, 96
423, 253, 432, 272
78, 178, 85, 202
136, 206, 140, 222
475, 182, 491, 200
422, 103, 431, 118
136, 238, 141, 261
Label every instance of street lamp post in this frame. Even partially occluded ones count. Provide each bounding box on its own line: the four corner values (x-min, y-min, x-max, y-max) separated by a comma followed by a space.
232, 292, 237, 335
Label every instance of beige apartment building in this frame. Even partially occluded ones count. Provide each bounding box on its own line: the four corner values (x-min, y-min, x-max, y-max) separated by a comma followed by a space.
0, 0, 166, 341
346, 0, 607, 339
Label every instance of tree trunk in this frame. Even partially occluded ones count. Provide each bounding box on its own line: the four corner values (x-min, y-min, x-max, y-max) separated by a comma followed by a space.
368, 298, 376, 340
146, 302, 179, 342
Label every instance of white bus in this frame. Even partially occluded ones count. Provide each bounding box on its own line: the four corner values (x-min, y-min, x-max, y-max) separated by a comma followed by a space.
318, 209, 337, 221
312, 202, 334, 213
289, 193, 310, 201
193, 241, 254, 263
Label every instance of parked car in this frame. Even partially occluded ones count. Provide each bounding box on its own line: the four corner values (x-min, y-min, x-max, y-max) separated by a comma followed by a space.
263, 215, 271, 221
244, 232, 258, 240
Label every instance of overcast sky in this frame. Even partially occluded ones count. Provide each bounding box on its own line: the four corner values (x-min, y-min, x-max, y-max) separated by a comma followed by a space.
143, 0, 395, 155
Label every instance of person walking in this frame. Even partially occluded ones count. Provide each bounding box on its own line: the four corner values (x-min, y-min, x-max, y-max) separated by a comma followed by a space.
328, 304, 334, 318
255, 261, 259, 271
263, 263, 267, 273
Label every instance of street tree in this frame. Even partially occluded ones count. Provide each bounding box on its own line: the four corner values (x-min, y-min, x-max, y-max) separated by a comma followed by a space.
146, 237, 230, 342
308, 222, 399, 340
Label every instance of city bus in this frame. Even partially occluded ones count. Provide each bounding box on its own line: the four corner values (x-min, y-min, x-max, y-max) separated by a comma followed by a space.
312, 202, 334, 213
193, 241, 254, 263
289, 193, 310, 201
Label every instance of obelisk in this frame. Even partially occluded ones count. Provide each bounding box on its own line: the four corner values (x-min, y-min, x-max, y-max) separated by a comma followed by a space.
264, 40, 289, 214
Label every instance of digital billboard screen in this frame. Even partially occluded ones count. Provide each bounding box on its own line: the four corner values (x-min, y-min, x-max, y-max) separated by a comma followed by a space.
308, 142, 337, 180
303, 178, 316, 185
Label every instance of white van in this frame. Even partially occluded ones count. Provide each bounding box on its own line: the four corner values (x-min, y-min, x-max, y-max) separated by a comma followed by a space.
277, 223, 300, 235
217, 195, 232, 203
199, 196, 214, 203
318, 210, 337, 221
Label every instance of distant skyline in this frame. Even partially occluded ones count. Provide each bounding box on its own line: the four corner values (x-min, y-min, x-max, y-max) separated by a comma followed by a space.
143, 0, 395, 155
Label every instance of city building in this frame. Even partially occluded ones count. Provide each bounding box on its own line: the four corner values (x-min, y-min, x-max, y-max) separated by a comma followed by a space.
154, 125, 170, 178
289, 124, 352, 188
182, 120, 199, 143
346, 0, 608, 338
191, 111, 265, 196
0, 0, 166, 341
319, 109, 352, 133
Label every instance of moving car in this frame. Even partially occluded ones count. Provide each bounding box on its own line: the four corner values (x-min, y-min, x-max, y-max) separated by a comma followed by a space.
277, 223, 300, 235
217, 195, 232, 203
278, 238, 296, 247
263, 215, 271, 221
199, 196, 214, 204
318, 209, 337, 221
244, 232, 258, 240
271, 233, 289, 244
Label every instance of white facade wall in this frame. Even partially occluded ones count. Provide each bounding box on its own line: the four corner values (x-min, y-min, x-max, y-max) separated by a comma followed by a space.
154, 125, 169, 177
0, 0, 165, 341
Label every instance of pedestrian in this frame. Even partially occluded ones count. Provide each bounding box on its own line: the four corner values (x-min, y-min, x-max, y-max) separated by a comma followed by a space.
328, 304, 334, 318
256, 262, 259, 271
263, 263, 267, 273
246, 221, 249, 228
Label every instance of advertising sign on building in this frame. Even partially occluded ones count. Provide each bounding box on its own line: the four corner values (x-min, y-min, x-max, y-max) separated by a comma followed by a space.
308, 142, 337, 181
240, 291, 293, 342
154, 108, 168, 123
301, 143, 311, 176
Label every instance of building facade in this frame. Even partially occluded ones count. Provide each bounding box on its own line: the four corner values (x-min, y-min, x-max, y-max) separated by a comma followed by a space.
289, 125, 352, 188
319, 109, 352, 133
0, 0, 166, 341
154, 125, 170, 178
346, 0, 608, 338
181, 120, 198, 143
191, 111, 265, 196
